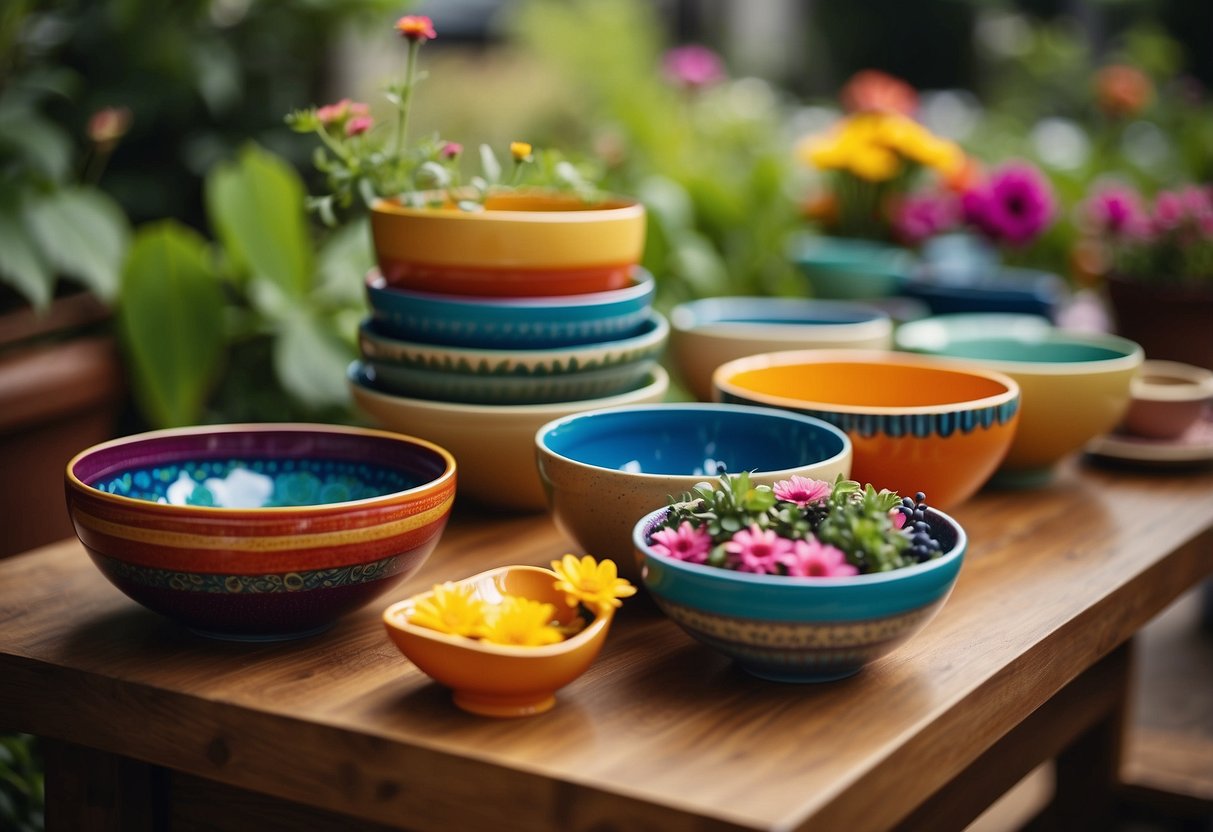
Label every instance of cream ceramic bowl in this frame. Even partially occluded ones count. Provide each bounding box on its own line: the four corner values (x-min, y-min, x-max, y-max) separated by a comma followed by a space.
348, 363, 669, 511
670, 297, 893, 402
895, 314, 1144, 482
535, 404, 852, 580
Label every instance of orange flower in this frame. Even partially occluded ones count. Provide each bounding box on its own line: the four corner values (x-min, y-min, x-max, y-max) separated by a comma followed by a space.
840, 70, 918, 116
942, 154, 982, 194
1095, 65, 1152, 119
395, 15, 436, 42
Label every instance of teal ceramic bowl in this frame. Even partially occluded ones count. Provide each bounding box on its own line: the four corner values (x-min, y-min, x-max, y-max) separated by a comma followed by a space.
634, 504, 966, 682
790, 235, 915, 300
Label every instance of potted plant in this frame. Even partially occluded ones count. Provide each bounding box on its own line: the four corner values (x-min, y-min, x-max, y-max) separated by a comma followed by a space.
791, 71, 965, 299
288, 16, 644, 299
1082, 181, 1213, 370
633, 472, 967, 682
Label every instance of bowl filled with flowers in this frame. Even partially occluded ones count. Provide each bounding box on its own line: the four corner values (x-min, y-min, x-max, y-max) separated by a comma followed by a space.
633, 472, 966, 682
383, 555, 634, 717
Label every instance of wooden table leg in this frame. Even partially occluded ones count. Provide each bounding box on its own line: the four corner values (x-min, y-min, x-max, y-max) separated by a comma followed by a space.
43, 739, 165, 832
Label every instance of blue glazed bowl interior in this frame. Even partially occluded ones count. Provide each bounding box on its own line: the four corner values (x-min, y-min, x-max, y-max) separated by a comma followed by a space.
539, 405, 848, 476
672, 297, 886, 329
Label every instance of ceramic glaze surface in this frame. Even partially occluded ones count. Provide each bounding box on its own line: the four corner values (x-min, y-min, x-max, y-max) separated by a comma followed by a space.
66, 424, 457, 639
713, 350, 1020, 509
365, 268, 655, 349
790, 236, 914, 299
634, 506, 966, 682
383, 565, 613, 716
535, 404, 852, 577
669, 297, 893, 401
895, 314, 1143, 476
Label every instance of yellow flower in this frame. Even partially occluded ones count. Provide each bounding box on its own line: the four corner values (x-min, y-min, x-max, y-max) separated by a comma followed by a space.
408, 582, 489, 638
550, 554, 636, 615
510, 141, 533, 162
481, 596, 564, 646
847, 145, 901, 182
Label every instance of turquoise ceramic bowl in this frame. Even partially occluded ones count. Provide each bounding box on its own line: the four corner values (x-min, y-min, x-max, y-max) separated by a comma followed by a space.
536, 404, 852, 579
366, 360, 660, 405
634, 504, 966, 682
790, 236, 915, 300
365, 267, 656, 348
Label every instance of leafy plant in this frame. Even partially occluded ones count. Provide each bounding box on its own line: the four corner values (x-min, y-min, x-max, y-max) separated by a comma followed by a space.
118, 143, 369, 428
0, 734, 43, 832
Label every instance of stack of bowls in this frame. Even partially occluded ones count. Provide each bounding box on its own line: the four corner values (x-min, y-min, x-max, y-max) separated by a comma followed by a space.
349, 200, 670, 510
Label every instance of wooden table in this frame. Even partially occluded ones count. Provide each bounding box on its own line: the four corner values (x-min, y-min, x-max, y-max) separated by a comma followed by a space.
2, 459, 1211, 832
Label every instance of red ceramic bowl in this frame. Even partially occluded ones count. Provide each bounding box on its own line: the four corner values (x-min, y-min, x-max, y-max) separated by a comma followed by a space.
65, 424, 456, 640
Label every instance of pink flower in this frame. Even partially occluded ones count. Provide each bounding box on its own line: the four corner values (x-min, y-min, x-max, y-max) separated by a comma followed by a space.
963, 161, 1056, 247
1084, 183, 1147, 238
772, 476, 831, 507
650, 521, 712, 564
724, 525, 794, 574
316, 99, 369, 127
779, 537, 858, 578
345, 115, 373, 137
395, 15, 436, 42
890, 509, 907, 531
87, 106, 132, 147
893, 191, 960, 246
662, 45, 725, 89
440, 141, 463, 159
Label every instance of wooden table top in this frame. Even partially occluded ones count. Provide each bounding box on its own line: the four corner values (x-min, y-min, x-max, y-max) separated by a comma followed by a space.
2, 459, 1212, 832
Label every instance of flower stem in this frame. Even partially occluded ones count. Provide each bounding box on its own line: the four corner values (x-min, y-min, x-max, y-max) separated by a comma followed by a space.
394, 39, 421, 184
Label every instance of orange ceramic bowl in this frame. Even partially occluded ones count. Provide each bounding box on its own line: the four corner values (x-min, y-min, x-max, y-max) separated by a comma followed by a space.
383, 565, 613, 717
370, 191, 645, 297
713, 350, 1021, 509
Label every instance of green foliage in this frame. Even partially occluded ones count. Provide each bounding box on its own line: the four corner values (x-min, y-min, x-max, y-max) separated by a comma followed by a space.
0, 734, 43, 832
118, 143, 369, 428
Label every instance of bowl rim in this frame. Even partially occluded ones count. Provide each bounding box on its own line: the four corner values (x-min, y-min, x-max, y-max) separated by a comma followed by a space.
66, 422, 457, 515
633, 503, 967, 589
360, 308, 669, 364
366, 267, 654, 310
348, 362, 670, 415
1131, 360, 1213, 402
534, 403, 852, 481
382, 564, 611, 658
371, 191, 644, 223
670, 297, 892, 342
712, 349, 1021, 416
894, 314, 1146, 376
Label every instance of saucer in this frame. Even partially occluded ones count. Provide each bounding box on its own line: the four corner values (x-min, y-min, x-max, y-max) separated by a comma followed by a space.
1086, 411, 1213, 466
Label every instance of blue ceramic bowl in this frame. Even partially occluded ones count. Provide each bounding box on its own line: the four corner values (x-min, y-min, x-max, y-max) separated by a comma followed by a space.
790, 235, 915, 300
535, 404, 852, 578
901, 267, 1067, 321
634, 504, 967, 682
365, 267, 656, 348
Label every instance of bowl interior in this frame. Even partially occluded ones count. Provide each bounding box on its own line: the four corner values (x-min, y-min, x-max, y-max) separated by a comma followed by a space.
720, 360, 1013, 409
673, 298, 886, 330
896, 315, 1140, 367
540, 406, 847, 476
73, 428, 451, 509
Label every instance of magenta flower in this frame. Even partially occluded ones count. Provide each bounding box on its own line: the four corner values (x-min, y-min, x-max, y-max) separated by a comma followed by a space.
650, 521, 712, 564
345, 115, 373, 137
440, 141, 463, 160
724, 525, 794, 574
963, 161, 1056, 247
893, 191, 960, 246
780, 537, 858, 578
890, 509, 907, 531
1084, 183, 1147, 238
773, 475, 832, 507
662, 45, 725, 89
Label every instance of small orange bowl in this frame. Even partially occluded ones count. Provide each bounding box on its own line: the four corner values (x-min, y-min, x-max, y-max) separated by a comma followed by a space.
383, 565, 613, 717
370, 191, 645, 297
713, 350, 1021, 509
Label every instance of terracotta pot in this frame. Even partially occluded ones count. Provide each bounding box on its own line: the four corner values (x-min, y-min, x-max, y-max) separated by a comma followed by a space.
1105, 274, 1213, 370
0, 292, 124, 558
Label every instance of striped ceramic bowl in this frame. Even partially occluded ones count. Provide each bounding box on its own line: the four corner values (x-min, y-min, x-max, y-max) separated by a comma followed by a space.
65, 424, 456, 640
634, 504, 967, 682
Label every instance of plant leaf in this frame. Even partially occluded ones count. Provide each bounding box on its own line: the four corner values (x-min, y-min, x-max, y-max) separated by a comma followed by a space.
0, 202, 52, 309
204, 143, 313, 297
315, 217, 373, 306
23, 187, 130, 301
273, 308, 354, 409
118, 222, 226, 428
479, 143, 501, 186
0, 113, 72, 183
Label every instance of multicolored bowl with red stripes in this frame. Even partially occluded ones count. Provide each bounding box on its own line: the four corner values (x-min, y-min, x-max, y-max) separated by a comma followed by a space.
634, 504, 966, 682
65, 424, 456, 640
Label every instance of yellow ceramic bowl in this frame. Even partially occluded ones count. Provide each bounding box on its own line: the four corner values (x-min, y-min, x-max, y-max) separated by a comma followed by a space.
370, 191, 646, 297
348, 362, 669, 511
713, 350, 1021, 509
383, 565, 613, 717
895, 315, 1144, 482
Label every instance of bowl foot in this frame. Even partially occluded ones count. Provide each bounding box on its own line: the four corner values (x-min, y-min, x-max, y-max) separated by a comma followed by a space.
740, 664, 863, 684
186, 622, 334, 642
452, 690, 557, 718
